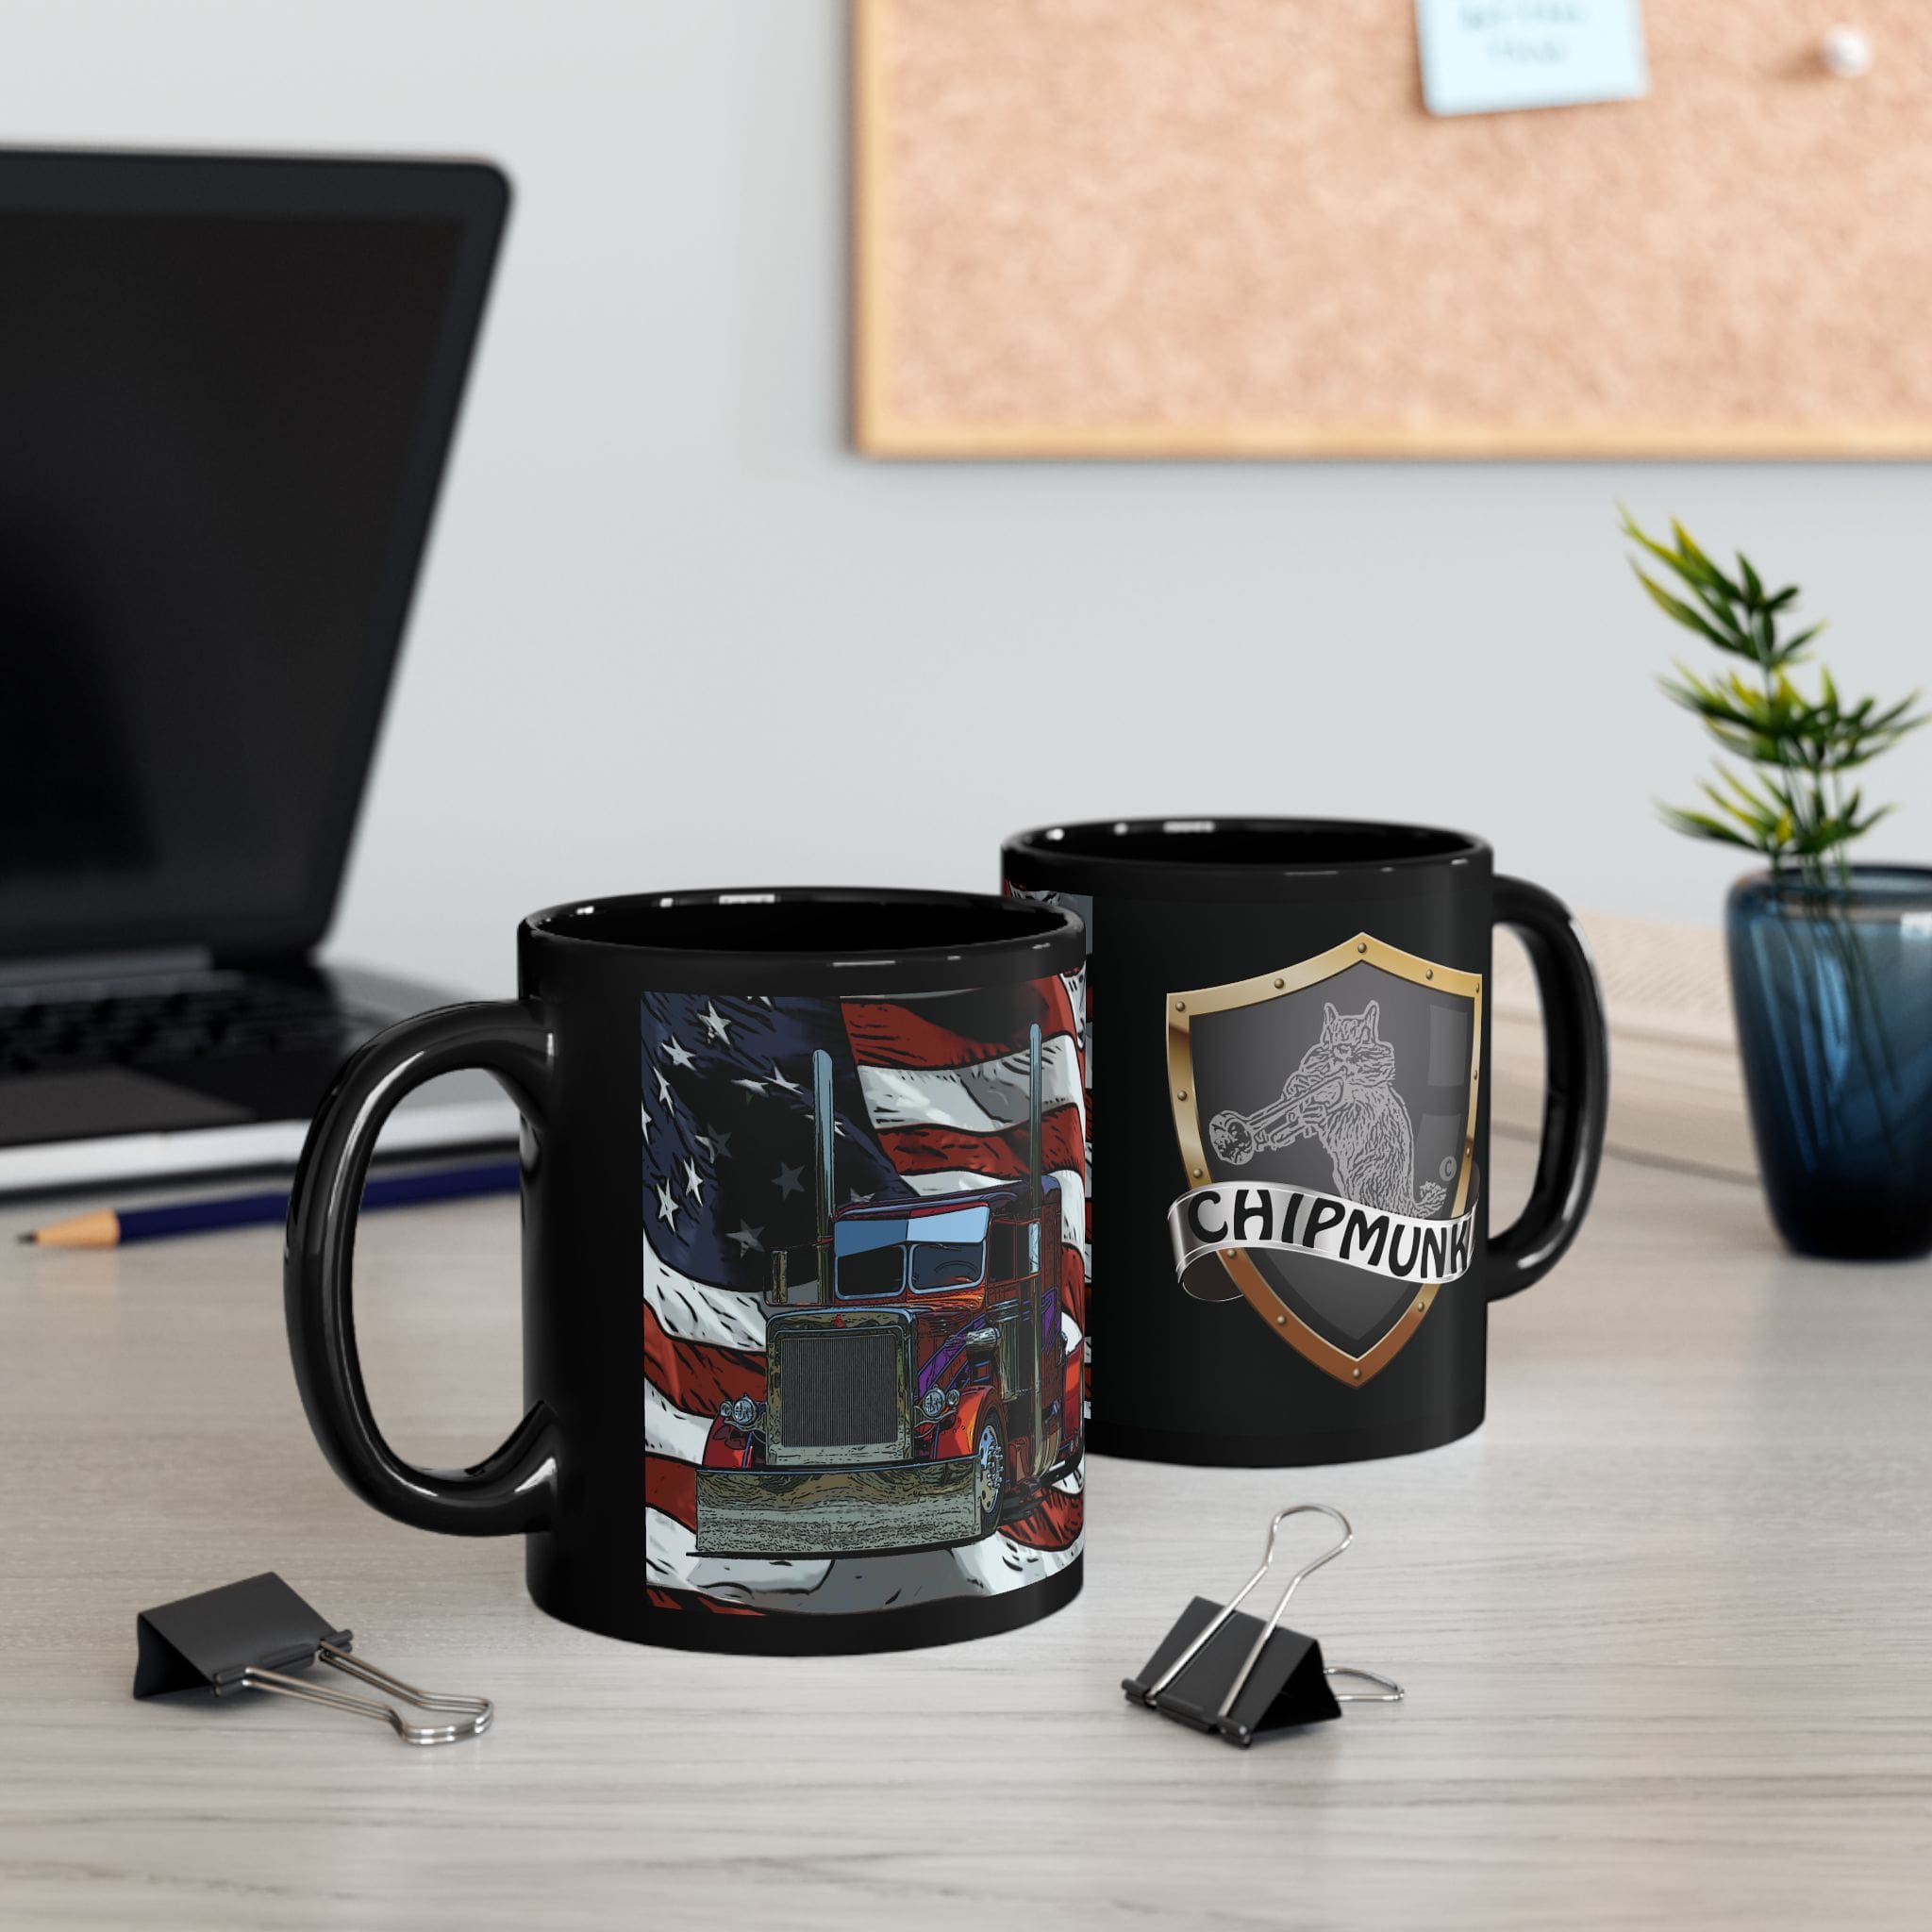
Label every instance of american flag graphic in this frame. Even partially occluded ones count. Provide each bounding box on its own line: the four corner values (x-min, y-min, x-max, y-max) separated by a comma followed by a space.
642, 974, 1088, 1615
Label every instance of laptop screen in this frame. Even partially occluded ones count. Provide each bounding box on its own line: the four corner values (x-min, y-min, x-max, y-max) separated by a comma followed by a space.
0, 155, 506, 962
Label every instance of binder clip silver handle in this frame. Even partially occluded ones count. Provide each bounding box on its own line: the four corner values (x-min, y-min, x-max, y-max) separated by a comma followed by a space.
238, 1641, 494, 1746
1326, 1665, 1405, 1703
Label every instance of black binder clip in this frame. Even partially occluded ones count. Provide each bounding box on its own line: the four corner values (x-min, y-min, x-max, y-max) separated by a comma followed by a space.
134, 1572, 492, 1745
1123, 1504, 1403, 1747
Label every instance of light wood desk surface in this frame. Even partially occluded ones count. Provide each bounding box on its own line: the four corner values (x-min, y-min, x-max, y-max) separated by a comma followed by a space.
2, 1141, 1928, 1930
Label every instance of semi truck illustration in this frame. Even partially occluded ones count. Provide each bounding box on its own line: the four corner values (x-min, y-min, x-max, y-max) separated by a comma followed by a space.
694, 1025, 1081, 1557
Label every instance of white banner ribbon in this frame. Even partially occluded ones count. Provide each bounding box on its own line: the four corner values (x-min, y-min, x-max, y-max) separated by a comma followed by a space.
1167, 1174, 1479, 1286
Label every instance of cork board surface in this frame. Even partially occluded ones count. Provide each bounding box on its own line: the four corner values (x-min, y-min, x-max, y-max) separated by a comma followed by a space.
854, 0, 1932, 457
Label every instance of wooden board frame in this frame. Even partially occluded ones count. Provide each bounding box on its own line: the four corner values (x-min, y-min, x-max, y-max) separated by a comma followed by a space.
852, 0, 1932, 460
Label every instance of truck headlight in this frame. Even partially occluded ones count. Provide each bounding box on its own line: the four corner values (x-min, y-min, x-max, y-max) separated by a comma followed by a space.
921, 1387, 948, 1420
729, 1395, 758, 1428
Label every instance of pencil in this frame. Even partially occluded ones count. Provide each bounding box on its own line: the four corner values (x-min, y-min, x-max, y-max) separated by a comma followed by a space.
18, 1159, 522, 1248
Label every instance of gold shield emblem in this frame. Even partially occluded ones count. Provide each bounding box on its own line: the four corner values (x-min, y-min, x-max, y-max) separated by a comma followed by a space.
1167, 932, 1482, 1388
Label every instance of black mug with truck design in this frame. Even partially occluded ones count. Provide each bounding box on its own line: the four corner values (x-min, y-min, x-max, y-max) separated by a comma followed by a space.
1002, 818, 1608, 1466
285, 889, 1088, 1654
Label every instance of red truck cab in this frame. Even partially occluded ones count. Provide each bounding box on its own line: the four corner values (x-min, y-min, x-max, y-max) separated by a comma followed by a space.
694, 1028, 1080, 1558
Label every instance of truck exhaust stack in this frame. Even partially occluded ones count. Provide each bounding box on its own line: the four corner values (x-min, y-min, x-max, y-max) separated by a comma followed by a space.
811, 1047, 836, 1304
1028, 1022, 1043, 1211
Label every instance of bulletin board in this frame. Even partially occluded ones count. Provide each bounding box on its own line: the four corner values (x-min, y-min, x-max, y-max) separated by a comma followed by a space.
853, 0, 1932, 458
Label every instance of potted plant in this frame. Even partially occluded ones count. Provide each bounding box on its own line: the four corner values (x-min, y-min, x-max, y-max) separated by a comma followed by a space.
1625, 511, 1931, 1259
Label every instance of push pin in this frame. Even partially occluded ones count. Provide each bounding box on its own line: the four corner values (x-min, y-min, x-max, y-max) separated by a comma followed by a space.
134, 1572, 492, 1745
1822, 26, 1873, 78
1123, 1504, 1401, 1746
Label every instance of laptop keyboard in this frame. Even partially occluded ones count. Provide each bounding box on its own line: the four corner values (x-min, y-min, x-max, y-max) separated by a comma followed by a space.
0, 976, 378, 1077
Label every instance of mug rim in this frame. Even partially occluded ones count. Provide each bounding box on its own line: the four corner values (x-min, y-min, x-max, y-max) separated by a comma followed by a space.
1003, 816, 1491, 885
522, 884, 1084, 978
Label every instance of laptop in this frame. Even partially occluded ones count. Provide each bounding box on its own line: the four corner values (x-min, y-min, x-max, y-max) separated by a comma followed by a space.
0, 149, 518, 1196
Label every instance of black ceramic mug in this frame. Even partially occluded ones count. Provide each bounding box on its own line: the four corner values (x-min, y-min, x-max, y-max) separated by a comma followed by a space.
1001, 819, 1607, 1466
286, 889, 1090, 1655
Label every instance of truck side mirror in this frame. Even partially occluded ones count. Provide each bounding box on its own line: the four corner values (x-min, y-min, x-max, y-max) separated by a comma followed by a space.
962, 1324, 1002, 1377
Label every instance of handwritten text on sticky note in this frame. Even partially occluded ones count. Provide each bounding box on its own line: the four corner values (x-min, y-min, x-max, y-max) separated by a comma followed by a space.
1416, 0, 1649, 117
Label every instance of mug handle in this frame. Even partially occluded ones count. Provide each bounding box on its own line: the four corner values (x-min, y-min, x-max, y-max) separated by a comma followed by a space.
1486, 877, 1610, 1302
284, 1001, 560, 1534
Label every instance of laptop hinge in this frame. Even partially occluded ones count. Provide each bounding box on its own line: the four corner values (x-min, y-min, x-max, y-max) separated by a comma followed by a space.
0, 948, 217, 993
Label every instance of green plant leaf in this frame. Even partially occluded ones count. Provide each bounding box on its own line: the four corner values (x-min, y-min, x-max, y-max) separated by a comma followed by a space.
1866, 692, 1925, 732
1656, 805, 1762, 852
1631, 515, 1914, 870
1624, 510, 1738, 607
1671, 520, 1739, 597
1634, 569, 1737, 650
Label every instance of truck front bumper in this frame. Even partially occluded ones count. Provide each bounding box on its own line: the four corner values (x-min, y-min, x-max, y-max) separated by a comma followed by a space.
693, 1456, 980, 1557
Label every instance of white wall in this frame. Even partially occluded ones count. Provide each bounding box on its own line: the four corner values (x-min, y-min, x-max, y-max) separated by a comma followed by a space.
11, 0, 1932, 994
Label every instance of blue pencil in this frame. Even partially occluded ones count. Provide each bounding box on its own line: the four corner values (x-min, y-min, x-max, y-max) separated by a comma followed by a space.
19, 1159, 522, 1248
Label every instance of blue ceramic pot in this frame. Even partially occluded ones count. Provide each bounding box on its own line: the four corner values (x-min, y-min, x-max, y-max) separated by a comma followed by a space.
1727, 867, 1932, 1259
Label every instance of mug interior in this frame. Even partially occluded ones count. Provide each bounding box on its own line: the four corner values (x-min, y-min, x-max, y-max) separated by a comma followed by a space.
1008, 817, 1481, 870
526, 887, 1072, 958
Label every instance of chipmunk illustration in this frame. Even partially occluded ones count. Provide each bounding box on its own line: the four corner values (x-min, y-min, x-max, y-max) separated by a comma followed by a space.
1208, 999, 1446, 1217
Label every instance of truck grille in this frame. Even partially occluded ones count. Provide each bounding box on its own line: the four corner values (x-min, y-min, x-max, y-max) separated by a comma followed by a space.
776, 1327, 898, 1450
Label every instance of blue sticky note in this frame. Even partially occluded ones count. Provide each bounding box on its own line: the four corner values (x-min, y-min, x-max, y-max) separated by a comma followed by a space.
1416, 0, 1649, 116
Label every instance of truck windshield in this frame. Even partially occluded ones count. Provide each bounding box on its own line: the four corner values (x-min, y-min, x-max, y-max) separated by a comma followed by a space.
834, 1204, 991, 1297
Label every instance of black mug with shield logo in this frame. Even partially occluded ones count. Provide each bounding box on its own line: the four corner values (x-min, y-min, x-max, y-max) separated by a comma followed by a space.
285, 889, 1089, 1655
1002, 820, 1608, 1466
